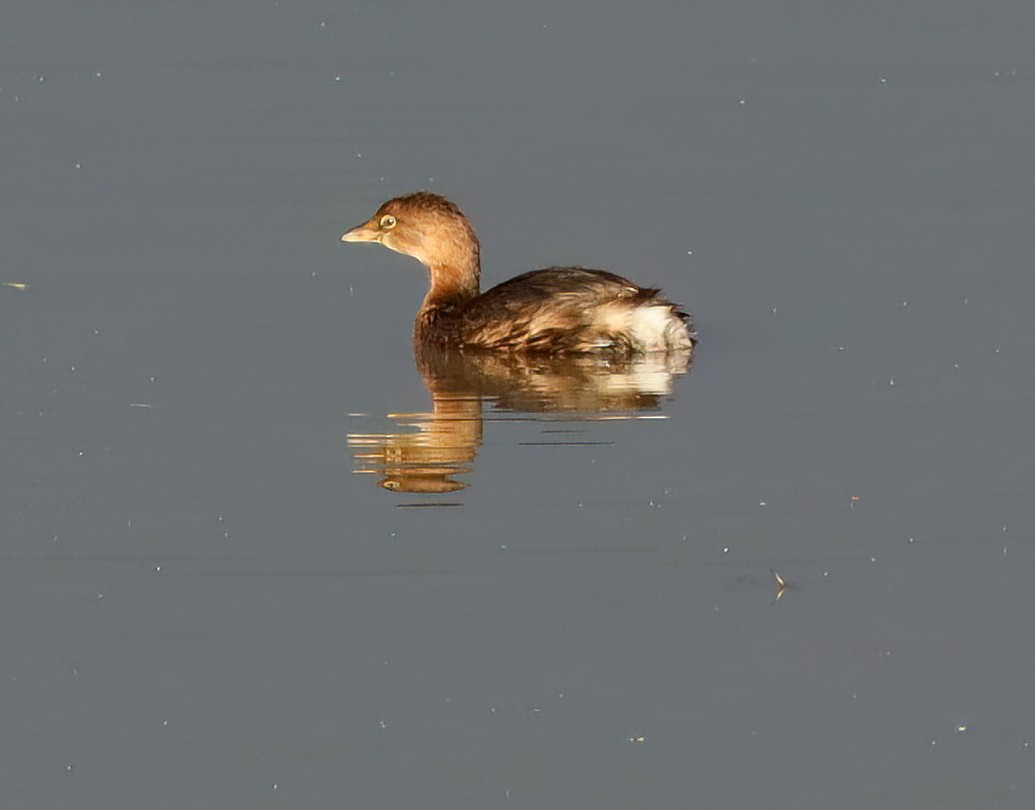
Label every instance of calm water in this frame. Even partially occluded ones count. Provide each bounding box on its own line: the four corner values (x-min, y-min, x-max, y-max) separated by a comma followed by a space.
3, 3, 1035, 808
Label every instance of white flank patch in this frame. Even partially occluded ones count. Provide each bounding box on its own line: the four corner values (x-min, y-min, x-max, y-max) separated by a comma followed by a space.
628, 305, 691, 352
590, 301, 692, 352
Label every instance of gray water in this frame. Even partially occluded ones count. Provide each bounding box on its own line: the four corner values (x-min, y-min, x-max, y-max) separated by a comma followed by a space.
4, 3, 1035, 808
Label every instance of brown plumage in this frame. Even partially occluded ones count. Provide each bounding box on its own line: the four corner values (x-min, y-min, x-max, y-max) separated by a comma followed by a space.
341, 191, 696, 354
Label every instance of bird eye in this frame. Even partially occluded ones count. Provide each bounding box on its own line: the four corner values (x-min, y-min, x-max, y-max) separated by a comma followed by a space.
379, 214, 397, 229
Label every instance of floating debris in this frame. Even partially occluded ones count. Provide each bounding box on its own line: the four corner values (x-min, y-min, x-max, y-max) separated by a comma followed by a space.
771, 568, 796, 601
1, 282, 28, 291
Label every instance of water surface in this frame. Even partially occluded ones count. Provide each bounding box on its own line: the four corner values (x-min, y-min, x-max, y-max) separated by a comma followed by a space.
3, 2, 1035, 808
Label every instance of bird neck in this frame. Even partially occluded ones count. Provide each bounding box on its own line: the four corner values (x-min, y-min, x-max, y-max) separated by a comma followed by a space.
423, 252, 481, 308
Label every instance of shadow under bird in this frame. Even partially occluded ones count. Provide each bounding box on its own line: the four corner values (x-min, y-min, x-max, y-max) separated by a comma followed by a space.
341, 192, 696, 355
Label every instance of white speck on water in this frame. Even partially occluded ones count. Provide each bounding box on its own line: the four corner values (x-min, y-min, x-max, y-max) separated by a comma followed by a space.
686, 250, 693, 256
758, 500, 766, 507
956, 724, 967, 733
908, 536, 915, 543
94, 71, 102, 78
96, 592, 104, 600
953, 363, 960, 369
69, 365, 77, 372
879, 76, 888, 84
389, 532, 397, 538
771, 307, 778, 315
499, 544, 507, 550
36, 74, 46, 83
355, 152, 362, 158
334, 76, 342, 83
722, 546, 729, 553
154, 564, 161, 573
823, 571, 829, 577
901, 300, 908, 307
162, 719, 168, 727
65, 764, 73, 773
379, 719, 387, 729
271, 783, 279, 791
149, 375, 156, 383
889, 378, 896, 386
738, 98, 746, 105
75, 161, 83, 170
963, 297, 969, 304
319, 19, 326, 28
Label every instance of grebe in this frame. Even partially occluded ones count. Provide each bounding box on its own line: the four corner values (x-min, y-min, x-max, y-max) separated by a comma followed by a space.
341, 192, 695, 354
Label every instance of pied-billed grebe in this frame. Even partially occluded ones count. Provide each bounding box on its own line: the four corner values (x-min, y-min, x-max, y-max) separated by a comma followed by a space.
341, 192, 696, 354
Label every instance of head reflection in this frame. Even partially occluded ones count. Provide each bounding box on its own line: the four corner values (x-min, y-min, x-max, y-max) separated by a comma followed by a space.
347, 346, 692, 494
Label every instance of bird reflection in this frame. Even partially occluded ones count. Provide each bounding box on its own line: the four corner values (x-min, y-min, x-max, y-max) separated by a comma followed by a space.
347, 346, 692, 493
